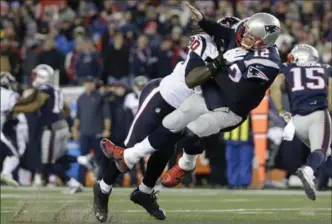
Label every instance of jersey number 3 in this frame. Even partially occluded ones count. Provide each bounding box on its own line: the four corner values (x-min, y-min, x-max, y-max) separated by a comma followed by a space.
291, 67, 325, 92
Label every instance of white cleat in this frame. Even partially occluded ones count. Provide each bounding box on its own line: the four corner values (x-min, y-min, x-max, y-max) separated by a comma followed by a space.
0, 174, 20, 187
296, 166, 316, 201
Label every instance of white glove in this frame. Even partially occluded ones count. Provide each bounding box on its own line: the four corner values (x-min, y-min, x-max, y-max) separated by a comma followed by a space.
223, 47, 249, 65
282, 118, 296, 141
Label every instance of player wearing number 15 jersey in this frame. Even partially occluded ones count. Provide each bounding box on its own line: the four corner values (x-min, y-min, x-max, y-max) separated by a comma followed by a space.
271, 44, 332, 201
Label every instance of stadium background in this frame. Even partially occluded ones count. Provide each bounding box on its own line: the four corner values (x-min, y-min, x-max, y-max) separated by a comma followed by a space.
0, 0, 331, 187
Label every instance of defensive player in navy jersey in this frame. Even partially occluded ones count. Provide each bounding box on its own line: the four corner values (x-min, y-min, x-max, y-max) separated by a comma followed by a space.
99, 3, 281, 192
271, 44, 332, 201
12, 65, 92, 192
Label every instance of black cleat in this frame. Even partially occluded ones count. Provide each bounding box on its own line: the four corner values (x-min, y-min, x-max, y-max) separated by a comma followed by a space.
130, 187, 166, 220
93, 181, 111, 222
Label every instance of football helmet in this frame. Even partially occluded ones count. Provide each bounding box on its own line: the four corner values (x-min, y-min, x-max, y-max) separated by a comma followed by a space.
31, 64, 54, 88
0, 72, 17, 91
287, 44, 319, 63
217, 16, 240, 28
133, 76, 148, 96
236, 13, 281, 50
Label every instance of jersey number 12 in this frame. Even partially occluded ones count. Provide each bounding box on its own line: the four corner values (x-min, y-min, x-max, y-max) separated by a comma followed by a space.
291, 67, 325, 92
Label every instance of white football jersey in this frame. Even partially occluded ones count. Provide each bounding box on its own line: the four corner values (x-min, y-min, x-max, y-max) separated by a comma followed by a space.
159, 34, 219, 108
1, 87, 19, 132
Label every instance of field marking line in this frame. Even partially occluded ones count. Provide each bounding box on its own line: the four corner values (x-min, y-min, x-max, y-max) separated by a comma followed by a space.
1, 208, 331, 214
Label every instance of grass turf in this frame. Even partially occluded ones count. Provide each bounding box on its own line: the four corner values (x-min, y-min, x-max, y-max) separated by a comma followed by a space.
0, 187, 331, 224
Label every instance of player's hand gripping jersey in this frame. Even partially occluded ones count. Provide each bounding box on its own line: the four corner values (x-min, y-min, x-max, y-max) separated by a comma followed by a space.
159, 33, 219, 108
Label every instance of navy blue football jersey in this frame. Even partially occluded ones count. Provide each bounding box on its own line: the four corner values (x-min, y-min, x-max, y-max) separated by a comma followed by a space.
281, 62, 331, 116
202, 19, 281, 117
39, 84, 65, 126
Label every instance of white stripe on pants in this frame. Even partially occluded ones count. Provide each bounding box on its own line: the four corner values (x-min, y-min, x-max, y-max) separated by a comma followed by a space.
124, 87, 160, 146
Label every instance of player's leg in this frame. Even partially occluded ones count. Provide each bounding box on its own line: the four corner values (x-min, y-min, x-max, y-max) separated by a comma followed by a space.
0, 133, 20, 186
161, 109, 243, 187
96, 81, 171, 222
104, 93, 209, 171
294, 110, 332, 200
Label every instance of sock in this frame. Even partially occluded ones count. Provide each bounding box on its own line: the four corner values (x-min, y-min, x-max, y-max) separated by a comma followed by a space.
77, 156, 88, 166
1, 156, 19, 176
178, 152, 197, 171
307, 149, 326, 172
67, 178, 82, 187
103, 160, 121, 185
139, 182, 153, 194
124, 138, 156, 169
143, 148, 176, 188
100, 179, 112, 193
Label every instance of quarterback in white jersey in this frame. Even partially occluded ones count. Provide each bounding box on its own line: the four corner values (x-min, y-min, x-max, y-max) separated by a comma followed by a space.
93, 30, 221, 222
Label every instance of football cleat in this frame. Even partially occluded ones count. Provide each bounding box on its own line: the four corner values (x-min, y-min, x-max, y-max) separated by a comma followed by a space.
100, 138, 129, 172
0, 174, 19, 187
93, 181, 111, 223
296, 166, 316, 201
130, 187, 166, 220
161, 164, 194, 188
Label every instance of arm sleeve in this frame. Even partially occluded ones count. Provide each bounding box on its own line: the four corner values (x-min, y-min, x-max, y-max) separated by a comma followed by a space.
198, 17, 233, 40
185, 51, 206, 77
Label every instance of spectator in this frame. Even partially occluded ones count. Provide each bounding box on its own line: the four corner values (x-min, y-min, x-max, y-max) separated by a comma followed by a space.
38, 37, 65, 84
143, 21, 162, 50
72, 77, 111, 184
103, 32, 130, 85
130, 34, 151, 77
105, 78, 132, 147
0, 38, 21, 80
65, 38, 103, 84
149, 37, 181, 79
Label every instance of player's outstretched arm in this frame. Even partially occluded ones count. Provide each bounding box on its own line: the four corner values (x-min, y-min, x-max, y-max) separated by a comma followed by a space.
12, 92, 49, 113
185, 1, 232, 40
15, 89, 40, 106
270, 73, 286, 113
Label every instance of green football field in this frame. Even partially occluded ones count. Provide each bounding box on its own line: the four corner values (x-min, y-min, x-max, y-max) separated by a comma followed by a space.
0, 187, 331, 224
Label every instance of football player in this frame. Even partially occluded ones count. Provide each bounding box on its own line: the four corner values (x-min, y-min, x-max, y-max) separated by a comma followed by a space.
0, 72, 22, 186
93, 16, 233, 222
100, 4, 281, 193
11, 65, 91, 192
270, 44, 332, 200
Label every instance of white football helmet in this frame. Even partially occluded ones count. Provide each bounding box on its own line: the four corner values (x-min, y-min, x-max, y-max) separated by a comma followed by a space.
287, 44, 319, 63
0, 72, 17, 91
236, 13, 281, 50
31, 64, 54, 88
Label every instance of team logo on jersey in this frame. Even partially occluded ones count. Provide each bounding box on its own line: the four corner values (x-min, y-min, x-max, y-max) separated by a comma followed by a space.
247, 66, 269, 81
265, 25, 280, 34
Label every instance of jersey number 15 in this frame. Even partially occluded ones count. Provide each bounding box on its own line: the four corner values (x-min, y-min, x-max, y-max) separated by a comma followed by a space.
291, 67, 325, 92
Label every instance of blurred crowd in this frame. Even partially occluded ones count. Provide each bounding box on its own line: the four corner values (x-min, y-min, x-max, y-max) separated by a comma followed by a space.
1, 0, 331, 87
1, 0, 331, 189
